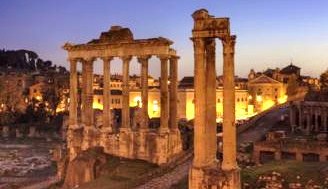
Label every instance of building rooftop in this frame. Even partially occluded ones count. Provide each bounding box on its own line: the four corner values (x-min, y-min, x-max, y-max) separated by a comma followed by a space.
280, 63, 301, 75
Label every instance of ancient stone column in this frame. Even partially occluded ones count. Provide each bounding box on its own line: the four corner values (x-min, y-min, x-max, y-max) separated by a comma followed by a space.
102, 57, 113, 133
289, 105, 296, 132
306, 113, 311, 135
69, 58, 78, 128
169, 56, 179, 131
159, 55, 169, 132
323, 108, 327, 132
205, 38, 217, 163
298, 104, 303, 129
121, 56, 132, 130
315, 109, 319, 132
222, 35, 238, 171
81, 62, 87, 125
192, 38, 207, 167
138, 55, 151, 130
83, 58, 95, 127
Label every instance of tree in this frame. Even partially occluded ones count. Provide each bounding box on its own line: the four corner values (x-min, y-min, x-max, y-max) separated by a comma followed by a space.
43, 87, 61, 116
320, 69, 328, 93
0, 79, 24, 112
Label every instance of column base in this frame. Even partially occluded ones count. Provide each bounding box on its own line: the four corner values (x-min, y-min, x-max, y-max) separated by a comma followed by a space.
189, 165, 241, 189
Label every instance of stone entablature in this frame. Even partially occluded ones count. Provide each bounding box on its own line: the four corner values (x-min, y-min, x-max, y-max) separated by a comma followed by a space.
64, 26, 182, 165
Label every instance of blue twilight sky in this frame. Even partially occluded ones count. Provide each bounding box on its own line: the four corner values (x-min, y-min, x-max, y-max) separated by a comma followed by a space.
1, 0, 328, 79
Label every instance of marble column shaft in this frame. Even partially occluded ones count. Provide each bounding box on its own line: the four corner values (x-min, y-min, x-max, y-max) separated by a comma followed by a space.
298, 105, 303, 128
122, 56, 132, 129
169, 56, 178, 130
103, 57, 113, 132
205, 38, 217, 163
160, 56, 169, 131
138, 56, 150, 129
69, 58, 78, 127
323, 108, 327, 132
81, 62, 87, 125
222, 35, 237, 170
306, 113, 311, 134
83, 59, 94, 127
192, 38, 207, 167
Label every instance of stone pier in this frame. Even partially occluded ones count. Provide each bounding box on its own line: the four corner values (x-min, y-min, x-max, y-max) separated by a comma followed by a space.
189, 9, 240, 189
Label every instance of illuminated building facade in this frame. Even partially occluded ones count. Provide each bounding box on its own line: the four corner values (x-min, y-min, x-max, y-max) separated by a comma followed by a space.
248, 74, 287, 112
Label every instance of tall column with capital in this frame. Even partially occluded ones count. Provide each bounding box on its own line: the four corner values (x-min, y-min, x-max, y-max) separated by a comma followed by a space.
222, 35, 238, 171
83, 58, 94, 127
315, 109, 319, 132
102, 57, 113, 133
192, 38, 207, 167
298, 105, 303, 129
121, 56, 132, 129
169, 56, 179, 131
159, 56, 169, 132
205, 38, 217, 162
69, 58, 78, 128
138, 56, 150, 129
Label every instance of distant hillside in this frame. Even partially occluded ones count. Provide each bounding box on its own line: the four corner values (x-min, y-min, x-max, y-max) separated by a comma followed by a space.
0, 49, 67, 73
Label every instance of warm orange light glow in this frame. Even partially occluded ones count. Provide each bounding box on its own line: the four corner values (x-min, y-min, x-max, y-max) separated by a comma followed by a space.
256, 95, 262, 102
133, 96, 142, 107
278, 95, 288, 104
35, 95, 42, 101
93, 102, 103, 110
262, 99, 275, 111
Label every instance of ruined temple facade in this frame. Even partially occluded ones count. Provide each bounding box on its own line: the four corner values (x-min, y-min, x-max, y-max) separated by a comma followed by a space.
63, 26, 182, 165
290, 101, 328, 134
189, 9, 240, 189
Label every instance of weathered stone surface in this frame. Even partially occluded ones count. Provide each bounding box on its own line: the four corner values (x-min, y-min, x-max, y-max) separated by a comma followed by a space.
190, 9, 240, 188
63, 147, 107, 189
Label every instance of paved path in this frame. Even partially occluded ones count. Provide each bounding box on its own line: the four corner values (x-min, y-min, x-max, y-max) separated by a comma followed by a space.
134, 107, 288, 189
134, 160, 191, 189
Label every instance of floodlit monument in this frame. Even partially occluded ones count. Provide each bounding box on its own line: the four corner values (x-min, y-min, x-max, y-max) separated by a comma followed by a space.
189, 9, 241, 188
63, 26, 182, 165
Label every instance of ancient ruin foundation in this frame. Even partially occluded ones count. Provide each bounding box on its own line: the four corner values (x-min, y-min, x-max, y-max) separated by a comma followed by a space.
63, 26, 182, 165
189, 9, 241, 189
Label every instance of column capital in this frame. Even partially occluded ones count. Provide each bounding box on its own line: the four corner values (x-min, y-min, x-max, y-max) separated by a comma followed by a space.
157, 55, 170, 61
101, 56, 114, 62
170, 55, 180, 61
205, 38, 216, 50
137, 55, 151, 63
82, 57, 96, 65
67, 57, 80, 63
222, 35, 236, 55
121, 56, 132, 62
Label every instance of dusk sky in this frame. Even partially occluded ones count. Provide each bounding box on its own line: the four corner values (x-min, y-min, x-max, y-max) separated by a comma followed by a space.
1, 0, 328, 79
